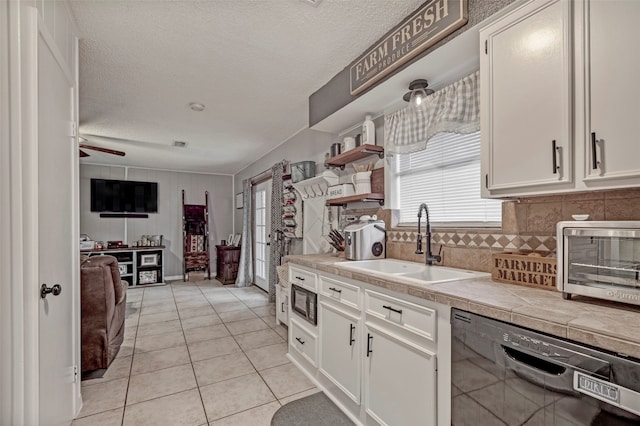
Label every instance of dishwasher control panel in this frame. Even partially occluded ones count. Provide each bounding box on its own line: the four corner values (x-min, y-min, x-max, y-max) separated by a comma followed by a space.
503, 332, 556, 355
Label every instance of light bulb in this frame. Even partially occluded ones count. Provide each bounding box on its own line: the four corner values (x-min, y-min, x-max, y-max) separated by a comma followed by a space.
409, 88, 428, 110
403, 79, 433, 110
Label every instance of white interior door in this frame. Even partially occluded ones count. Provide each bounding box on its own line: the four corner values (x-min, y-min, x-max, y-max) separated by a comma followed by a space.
253, 180, 272, 292
37, 24, 76, 425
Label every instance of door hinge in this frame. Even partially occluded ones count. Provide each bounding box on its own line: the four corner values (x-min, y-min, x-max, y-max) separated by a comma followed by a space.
485, 40, 488, 54
73, 365, 78, 383
485, 174, 489, 189
70, 121, 77, 138
434, 355, 438, 372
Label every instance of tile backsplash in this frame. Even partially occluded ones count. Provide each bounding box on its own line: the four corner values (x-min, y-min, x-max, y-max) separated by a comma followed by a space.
380, 187, 640, 272
388, 230, 556, 251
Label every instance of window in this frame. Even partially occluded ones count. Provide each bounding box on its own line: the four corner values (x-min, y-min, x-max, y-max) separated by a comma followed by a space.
254, 188, 267, 280
392, 131, 502, 226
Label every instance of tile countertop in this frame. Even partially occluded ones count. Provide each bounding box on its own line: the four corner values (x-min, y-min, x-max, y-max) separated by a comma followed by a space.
285, 254, 640, 359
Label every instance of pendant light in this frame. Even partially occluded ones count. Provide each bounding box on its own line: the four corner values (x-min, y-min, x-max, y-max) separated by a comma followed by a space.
403, 79, 434, 110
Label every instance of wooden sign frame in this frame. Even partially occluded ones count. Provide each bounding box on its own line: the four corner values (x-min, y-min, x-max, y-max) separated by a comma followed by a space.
349, 0, 468, 96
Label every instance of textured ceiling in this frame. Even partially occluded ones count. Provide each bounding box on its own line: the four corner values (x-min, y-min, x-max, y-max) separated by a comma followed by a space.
70, 0, 425, 174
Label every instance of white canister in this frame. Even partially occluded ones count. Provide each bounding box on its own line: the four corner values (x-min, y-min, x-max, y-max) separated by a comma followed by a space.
362, 114, 375, 146
351, 171, 372, 194
342, 136, 356, 152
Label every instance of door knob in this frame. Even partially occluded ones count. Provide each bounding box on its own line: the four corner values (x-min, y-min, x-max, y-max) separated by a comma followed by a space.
41, 284, 62, 299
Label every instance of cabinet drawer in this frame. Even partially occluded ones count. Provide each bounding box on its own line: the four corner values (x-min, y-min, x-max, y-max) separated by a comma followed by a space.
320, 276, 360, 310
290, 319, 317, 367
365, 290, 436, 343
289, 266, 317, 291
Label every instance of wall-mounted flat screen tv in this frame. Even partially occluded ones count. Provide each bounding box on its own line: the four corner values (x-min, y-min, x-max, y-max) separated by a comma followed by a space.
91, 179, 158, 213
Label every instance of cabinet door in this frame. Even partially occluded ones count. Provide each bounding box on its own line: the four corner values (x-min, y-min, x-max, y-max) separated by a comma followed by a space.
585, 0, 640, 182
319, 302, 360, 403
276, 286, 289, 326
364, 325, 436, 426
481, 0, 572, 194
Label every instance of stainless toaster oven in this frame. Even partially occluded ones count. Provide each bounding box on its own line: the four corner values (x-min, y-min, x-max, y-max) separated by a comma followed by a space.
557, 221, 640, 305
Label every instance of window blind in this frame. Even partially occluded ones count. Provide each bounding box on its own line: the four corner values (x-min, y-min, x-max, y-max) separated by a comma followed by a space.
394, 131, 502, 225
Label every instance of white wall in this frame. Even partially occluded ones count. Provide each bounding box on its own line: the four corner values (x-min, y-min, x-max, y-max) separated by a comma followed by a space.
233, 128, 338, 255
0, 3, 11, 418
232, 125, 389, 255
233, 128, 335, 231
233, 128, 336, 199
80, 164, 234, 277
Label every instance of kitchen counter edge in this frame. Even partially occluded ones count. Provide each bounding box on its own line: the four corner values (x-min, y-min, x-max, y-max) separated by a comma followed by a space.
285, 254, 640, 359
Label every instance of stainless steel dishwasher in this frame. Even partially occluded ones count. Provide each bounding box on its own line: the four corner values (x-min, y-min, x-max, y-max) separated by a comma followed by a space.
451, 309, 640, 425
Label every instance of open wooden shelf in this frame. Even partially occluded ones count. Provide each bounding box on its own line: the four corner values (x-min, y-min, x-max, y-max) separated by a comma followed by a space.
325, 192, 384, 207
324, 144, 384, 170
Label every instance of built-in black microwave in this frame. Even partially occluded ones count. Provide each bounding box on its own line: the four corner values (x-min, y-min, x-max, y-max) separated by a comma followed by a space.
291, 284, 317, 326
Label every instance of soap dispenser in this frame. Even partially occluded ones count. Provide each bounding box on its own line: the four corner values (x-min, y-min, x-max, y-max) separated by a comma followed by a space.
362, 114, 375, 146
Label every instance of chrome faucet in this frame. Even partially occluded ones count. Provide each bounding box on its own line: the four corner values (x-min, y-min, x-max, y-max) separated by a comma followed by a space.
415, 203, 441, 265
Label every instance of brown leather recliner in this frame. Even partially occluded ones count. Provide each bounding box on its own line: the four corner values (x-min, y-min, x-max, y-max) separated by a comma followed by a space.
80, 255, 127, 374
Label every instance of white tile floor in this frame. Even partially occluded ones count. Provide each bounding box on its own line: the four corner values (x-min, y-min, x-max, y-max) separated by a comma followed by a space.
73, 279, 319, 426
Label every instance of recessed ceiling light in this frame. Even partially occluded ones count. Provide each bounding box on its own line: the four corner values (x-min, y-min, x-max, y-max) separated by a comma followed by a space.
189, 102, 205, 112
300, 0, 322, 6
174, 141, 188, 148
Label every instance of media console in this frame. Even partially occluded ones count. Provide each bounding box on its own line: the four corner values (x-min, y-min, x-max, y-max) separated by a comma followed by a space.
81, 246, 165, 287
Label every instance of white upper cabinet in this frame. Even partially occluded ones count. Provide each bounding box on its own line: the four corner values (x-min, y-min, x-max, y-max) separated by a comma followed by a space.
582, 0, 640, 184
481, 0, 573, 197
481, 0, 640, 197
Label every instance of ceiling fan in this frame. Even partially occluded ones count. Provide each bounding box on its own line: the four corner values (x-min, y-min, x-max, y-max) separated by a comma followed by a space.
79, 137, 125, 157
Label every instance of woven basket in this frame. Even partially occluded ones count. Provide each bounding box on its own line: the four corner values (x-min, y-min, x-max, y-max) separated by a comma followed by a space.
276, 264, 289, 287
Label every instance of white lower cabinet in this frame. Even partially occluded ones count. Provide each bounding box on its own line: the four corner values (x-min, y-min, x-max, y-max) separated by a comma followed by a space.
289, 317, 318, 368
288, 270, 450, 426
319, 301, 360, 403
364, 324, 437, 426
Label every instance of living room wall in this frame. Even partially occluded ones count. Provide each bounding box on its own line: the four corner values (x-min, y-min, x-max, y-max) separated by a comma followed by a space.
80, 164, 234, 278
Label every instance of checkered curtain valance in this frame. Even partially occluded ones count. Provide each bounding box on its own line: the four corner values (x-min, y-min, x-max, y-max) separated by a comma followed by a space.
384, 71, 480, 155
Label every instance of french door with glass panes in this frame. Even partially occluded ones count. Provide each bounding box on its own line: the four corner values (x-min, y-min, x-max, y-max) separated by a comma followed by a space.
253, 180, 271, 292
